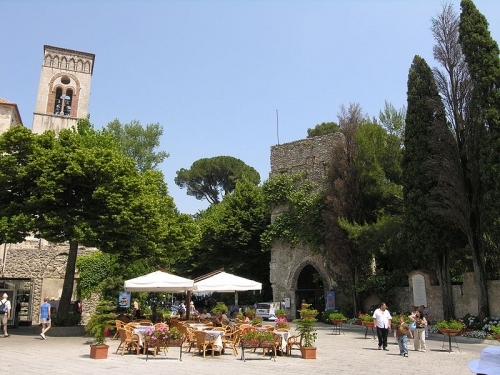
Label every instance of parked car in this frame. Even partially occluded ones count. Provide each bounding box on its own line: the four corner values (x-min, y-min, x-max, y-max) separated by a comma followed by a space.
255, 302, 280, 321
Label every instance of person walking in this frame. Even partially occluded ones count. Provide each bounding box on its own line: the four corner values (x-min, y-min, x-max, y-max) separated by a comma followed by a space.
411, 310, 427, 352
373, 302, 392, 351
394, 314, 410, 357
0, 293, 11, 337
39, 297, 51, 340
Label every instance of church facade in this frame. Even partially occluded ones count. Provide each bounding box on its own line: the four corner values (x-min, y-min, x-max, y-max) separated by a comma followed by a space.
0, 45, 95, 326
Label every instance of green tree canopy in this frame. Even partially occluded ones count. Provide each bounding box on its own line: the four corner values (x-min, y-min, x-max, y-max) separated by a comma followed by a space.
104, 119, 169, 172
175, 156, 260, 204
307, 122, 339, 138
187, 178, 271, 300
0, 120, 190, 315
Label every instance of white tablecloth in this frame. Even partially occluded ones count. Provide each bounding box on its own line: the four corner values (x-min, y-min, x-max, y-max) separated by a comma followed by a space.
274, 331, 289, 352
204, 330, 224, 351
133, 325, 154, 347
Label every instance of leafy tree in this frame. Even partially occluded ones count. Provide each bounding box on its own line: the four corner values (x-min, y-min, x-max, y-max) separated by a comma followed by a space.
402, 55, 463, 319
323, 103, 404, 315
0, 120, 179, 315
104, 119, 169, 172
378, 100, 406, 143
175, 156, 260, 204
307, 122, 339, 138
188, 178, 271, 299
457, 0, 500, 317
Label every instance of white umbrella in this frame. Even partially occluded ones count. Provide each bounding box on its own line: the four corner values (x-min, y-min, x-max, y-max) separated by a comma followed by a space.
193, 271, 262, 293
124, 270, 194, 292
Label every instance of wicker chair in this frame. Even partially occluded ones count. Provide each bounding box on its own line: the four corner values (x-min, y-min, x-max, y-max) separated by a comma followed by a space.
286, 334, 302, 356
194, 330, 216, 357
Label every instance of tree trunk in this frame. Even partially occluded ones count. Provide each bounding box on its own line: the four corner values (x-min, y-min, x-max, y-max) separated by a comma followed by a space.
469, 211, 490, 320
58, 241, 79, 316
435, 250, 454, 320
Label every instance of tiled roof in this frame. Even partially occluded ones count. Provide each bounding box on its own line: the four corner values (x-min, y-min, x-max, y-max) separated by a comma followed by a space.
0, 97, 16, 104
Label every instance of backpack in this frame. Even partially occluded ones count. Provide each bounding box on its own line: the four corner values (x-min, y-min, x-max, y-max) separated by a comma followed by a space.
0, 301, 7, 314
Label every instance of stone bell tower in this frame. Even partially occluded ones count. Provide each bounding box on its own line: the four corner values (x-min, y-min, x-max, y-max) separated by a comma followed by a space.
32, 45, 95, 134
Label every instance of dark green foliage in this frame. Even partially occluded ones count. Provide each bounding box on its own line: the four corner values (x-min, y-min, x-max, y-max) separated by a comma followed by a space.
262, 173, 325, 252
307, 122, 339, 138
188, 179, 271, 299
175, 156, 261, 204
51, 312, 82, 327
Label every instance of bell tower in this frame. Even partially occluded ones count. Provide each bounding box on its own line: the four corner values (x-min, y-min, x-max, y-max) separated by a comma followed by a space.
32, 45, 95, 134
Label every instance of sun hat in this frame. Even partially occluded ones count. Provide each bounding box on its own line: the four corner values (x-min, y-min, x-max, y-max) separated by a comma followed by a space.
2, 293, 7, 298
190, 301, 194, 305
468, 346, 500, 374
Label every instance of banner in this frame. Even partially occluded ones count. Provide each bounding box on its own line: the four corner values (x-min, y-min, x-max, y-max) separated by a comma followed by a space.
118, 291, 131, 308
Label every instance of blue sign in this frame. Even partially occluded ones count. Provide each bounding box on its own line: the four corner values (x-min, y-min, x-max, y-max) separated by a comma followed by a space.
118, 291, 131, 308
326, 290, 336, 310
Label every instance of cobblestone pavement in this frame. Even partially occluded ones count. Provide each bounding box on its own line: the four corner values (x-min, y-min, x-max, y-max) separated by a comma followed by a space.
2, 323, 497, 375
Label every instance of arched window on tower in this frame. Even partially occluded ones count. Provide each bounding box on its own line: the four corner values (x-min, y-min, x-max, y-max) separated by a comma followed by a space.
64, 89, 73, 116
53, 87, 63, 115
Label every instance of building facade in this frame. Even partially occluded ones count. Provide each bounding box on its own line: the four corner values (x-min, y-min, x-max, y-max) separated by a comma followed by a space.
0, 45, 95, 326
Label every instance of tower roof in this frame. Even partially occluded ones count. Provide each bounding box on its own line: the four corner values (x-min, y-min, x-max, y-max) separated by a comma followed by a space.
44, 45, 95, 74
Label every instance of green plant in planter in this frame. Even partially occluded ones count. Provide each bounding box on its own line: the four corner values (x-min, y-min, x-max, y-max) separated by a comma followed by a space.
211, 302, 228, 315
329, 312, 346, 321
241, 327, 274, 342
436, 320, 464, 331
293, 317, 317, 347
252, 317, 263, 326
359, 314, 373, 322
490, 325, 500, 334
85, 301, 117, 346
245, 308, 256, 317
275, 309, 286, 316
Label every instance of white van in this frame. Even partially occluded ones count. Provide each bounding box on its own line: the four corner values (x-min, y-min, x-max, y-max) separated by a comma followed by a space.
255, 302, 280, 321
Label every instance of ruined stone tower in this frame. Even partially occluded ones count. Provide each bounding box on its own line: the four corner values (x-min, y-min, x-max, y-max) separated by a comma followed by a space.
32, 45, 95, 134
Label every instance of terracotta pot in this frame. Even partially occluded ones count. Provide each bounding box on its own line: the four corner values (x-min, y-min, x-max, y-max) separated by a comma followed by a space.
361, 321, 375, 328
301, 314, 318, 319
300, 346, 317, 359
241, 339, 260, 348
90, 345, 109, 359
493, 334, 500, 340
276, 314, 286, 318
168, 339, 183, 347
331, 319, 345, 325
438, 328, 461, 336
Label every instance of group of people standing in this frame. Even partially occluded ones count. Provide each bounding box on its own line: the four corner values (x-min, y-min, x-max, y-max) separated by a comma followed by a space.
372, 302, 430, 357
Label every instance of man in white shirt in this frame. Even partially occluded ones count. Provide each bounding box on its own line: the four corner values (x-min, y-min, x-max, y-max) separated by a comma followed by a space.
0, 293, 11, 337
199, 309, 212, 319
372, 302, 392, 351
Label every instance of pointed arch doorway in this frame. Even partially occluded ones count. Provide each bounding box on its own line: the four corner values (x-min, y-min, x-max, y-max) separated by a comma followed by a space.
295, 264, 325, 318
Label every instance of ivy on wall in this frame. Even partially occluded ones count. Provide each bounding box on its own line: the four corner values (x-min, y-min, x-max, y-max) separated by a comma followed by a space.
261, 172, 325, 251
76, 251, 112, 298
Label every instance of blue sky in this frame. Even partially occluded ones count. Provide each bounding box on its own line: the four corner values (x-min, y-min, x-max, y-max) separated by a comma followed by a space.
2, 0, 499, 215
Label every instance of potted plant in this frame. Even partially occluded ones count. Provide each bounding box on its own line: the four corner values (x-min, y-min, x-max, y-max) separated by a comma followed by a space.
211, 302, 228, 315
490, 324, 500, 340
436, 319, 464, 335
241, 327, 274, 346
275, 317, 291, 330
275, 309, 286, 318
293, 317, 317, 359
251, 317, 263, 326
359, 313, 374, 327
298, 303, 318, 319
85, 300, 117, 359
329, 312, 347, 324
245, 308, 256, 318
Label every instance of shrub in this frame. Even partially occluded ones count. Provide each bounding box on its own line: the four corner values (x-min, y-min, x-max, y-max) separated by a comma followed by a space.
51, 312, 82, 327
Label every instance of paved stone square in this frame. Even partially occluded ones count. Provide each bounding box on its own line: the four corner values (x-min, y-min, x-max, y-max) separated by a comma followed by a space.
2, 323, 497, 374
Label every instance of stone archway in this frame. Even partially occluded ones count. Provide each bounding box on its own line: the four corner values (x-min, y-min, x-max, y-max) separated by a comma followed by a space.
290, 260, 329, 318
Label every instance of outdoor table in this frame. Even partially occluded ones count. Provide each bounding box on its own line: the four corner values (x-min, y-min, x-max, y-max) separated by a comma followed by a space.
204, 330, 224, 352
133, 325, 155, 347
274, 331, 289, 352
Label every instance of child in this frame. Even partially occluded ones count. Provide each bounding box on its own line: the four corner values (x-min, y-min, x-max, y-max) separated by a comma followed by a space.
395, 314, 410, 357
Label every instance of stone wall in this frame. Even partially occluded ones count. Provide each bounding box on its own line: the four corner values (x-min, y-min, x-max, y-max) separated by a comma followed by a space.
1, 237, 97, 324
372, 271, 500, 321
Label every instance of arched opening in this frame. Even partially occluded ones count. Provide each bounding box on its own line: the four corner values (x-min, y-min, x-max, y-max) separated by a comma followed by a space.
295, 264, 325, 318
53, 87, 63, 114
